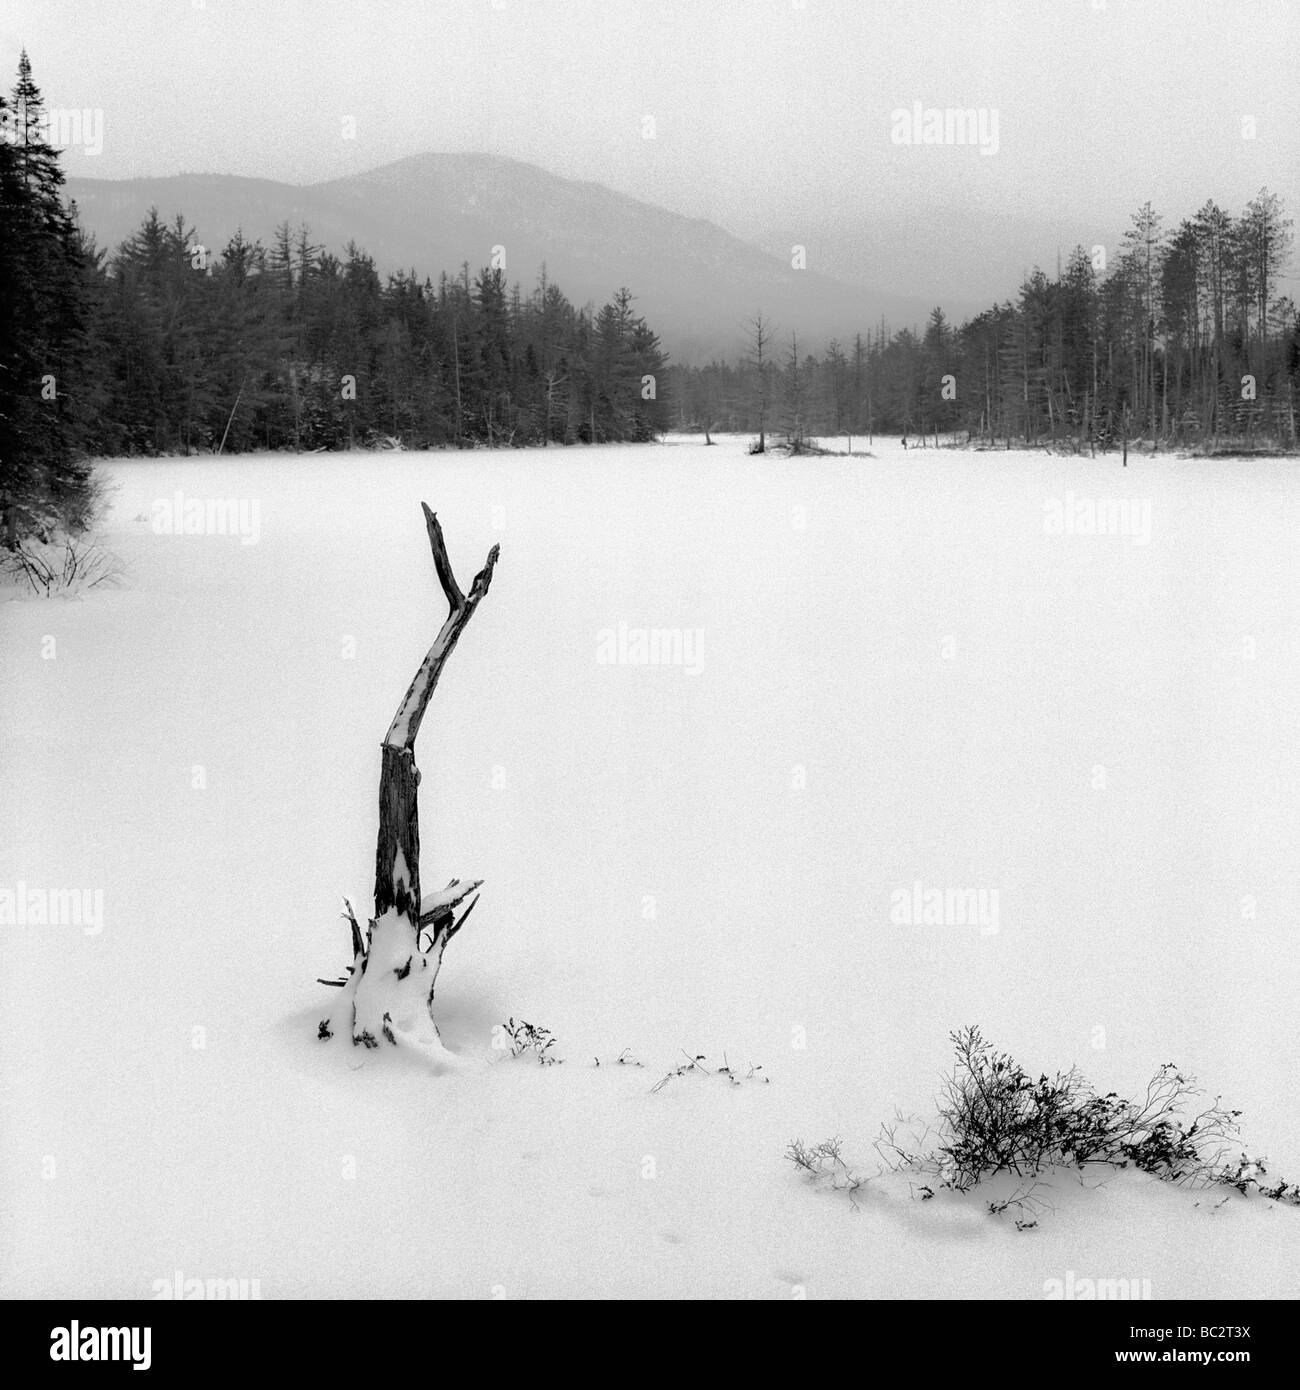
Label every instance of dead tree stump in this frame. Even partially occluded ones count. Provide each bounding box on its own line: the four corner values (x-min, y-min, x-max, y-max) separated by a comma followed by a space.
319, 505, 499, 1062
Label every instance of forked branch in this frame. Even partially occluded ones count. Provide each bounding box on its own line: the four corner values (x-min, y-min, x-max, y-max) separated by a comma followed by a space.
384, 503, 499, 752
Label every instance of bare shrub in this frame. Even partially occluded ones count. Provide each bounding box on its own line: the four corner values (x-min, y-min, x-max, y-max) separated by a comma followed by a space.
4, 534, 125, 596
785, 1137, 867, 1207
790, 1024, 1300, 1224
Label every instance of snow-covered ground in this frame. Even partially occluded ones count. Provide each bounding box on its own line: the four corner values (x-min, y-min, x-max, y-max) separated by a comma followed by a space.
3, 434, 1298, 1298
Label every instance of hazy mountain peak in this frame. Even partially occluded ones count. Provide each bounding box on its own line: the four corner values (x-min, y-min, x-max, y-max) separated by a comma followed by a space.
66, 151, 931, 359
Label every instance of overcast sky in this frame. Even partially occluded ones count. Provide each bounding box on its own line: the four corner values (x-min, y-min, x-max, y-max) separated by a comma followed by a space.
6, 0, 1297, 294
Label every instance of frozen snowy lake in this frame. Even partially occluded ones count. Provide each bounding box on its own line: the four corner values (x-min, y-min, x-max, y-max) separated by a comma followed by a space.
3, 435, 1298, 1297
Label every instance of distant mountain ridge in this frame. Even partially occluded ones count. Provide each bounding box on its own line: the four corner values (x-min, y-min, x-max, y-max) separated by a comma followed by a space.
65, 152, 930, 361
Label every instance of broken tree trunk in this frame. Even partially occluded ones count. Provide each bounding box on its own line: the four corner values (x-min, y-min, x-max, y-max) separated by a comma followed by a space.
319, 505, 499, 1061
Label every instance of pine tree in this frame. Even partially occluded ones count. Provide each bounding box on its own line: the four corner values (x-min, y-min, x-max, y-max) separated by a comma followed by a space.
0, 52, 97, 545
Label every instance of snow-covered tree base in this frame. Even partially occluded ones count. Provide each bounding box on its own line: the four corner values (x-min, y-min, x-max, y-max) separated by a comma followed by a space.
320, 909, 445, 1047
318, 880, 482, 1068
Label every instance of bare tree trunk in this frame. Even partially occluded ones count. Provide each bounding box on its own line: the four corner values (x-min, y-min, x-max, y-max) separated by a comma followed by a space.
320, 505, 499, 1062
